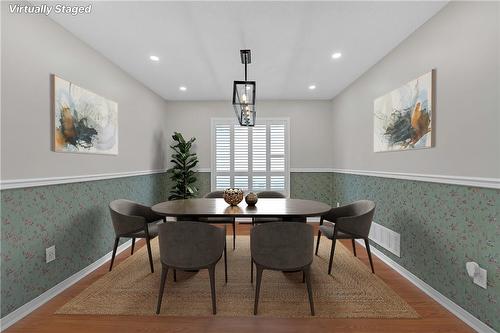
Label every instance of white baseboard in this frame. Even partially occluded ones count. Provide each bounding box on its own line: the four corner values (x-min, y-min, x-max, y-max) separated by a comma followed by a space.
355, 239, 497, 333
0, 239, 132, 332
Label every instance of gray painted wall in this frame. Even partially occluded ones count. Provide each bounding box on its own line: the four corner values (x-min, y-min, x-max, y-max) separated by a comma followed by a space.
330, 1, 500, 178
164, 100, 334, 169
1, 3, 169, 180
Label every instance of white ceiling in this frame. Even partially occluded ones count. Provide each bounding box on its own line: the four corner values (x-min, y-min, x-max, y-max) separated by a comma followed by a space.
50, 1, 447, 101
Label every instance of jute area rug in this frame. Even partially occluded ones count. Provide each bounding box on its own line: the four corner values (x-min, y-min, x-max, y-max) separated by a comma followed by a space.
57, 236, 419, 319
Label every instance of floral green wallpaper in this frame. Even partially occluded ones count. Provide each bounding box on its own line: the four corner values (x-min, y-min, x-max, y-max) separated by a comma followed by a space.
1, 171, 498, 332
331, 172, 500, 331
1, 173, 170, 317
0, 172, 329, 318
290, 172, 333, 205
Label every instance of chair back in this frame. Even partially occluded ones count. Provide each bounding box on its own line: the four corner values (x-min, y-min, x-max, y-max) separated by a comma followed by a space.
323, 200, 375, 238
256, 191, 286, 198
109, 199, 163, 236
251, 222, 313, 270
109, 199, 149, 237
158, 221, 225, 269
204, 191, 225, 198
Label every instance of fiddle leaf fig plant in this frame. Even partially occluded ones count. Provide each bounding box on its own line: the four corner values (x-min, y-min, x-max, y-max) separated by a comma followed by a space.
167, 132, 199, 200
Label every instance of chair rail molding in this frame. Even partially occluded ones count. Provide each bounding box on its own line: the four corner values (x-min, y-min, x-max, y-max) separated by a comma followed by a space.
3, 168, 498, 190
290, 168, 336, 173
331, 168, 500, 189
0, 169, 168, 190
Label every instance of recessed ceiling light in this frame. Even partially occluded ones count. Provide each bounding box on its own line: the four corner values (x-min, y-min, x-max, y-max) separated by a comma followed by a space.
308, 85, 316, 90
331, 52, 342, 59
179, 86, 187, 91
149, 55, 160, 62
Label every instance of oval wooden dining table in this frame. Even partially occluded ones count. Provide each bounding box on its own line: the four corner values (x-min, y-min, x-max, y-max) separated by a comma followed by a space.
151, 198, 331, 219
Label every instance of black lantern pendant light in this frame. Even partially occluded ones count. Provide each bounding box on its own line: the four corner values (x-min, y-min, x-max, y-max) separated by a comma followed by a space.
232, 49, 256, 126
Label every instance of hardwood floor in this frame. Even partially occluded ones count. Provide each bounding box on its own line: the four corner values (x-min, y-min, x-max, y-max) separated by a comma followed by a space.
5, 224, 474, 333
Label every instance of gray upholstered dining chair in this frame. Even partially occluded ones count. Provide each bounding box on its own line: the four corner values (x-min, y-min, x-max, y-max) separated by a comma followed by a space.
199, 191, 237, 250
251, 222, 315, 316
315, 200, 376, 274
256, 190, 286, 198
108, 199, 165, 273
156, 221, 227, 315
252, 191, 286, 225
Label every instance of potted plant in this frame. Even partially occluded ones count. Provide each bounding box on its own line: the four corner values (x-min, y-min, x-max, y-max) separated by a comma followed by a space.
167, 132, 199, 200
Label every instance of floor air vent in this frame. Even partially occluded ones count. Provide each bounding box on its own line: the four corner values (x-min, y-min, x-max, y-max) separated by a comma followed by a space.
368, 222, 401, 257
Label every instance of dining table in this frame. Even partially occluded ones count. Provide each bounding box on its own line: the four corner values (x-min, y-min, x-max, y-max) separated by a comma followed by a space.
151, 198, 332, 220
152, 198, 331, 274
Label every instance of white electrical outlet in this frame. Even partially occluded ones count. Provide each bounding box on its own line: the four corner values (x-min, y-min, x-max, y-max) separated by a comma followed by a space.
474, 267, 487, 289
466, 262, 487, 289
46, 245, 56, 263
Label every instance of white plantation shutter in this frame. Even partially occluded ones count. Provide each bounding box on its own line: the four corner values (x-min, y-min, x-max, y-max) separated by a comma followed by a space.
215, 175, 230, 189
270, 124, 285, 172
252, 125, 267, 172
215, 125, 231, 172
211, 118, 289, 195
234, 126, 248, 172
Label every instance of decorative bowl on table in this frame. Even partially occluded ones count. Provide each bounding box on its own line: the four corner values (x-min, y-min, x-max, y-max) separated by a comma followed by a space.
223, 188, 244, 206
245, 192, 258, 206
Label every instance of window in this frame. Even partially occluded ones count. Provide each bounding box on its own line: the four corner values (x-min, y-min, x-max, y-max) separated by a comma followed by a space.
211, 118, 290, 195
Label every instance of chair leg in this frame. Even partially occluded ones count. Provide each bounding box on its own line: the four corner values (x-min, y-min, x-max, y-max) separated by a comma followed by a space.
156, 265, 168, 314
315, 230, 322, 256
224, 240, 228, 283
145, 230, 154, 273
109, 237, 119, 271
254, 265, 264, 315
328, 239, 338, 275
208, 265, 217, 315
131, 238, 136, 255
351, 239, 357, 257
232, 220, 236, 250
364, 238, 375, 273
304, 266, 315, 316
250, 258, 253, 283
173, 269, 177, 282
328, 228, 338, 275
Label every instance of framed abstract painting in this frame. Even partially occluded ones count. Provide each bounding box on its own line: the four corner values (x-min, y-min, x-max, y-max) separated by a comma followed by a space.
373, 71, 433, 152
53, 75, 118, 155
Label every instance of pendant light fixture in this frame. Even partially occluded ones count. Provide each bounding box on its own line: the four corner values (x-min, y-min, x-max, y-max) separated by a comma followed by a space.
232, 49, 256, 126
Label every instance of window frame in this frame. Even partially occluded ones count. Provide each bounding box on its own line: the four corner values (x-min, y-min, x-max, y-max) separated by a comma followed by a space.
210, 117, 290, 197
